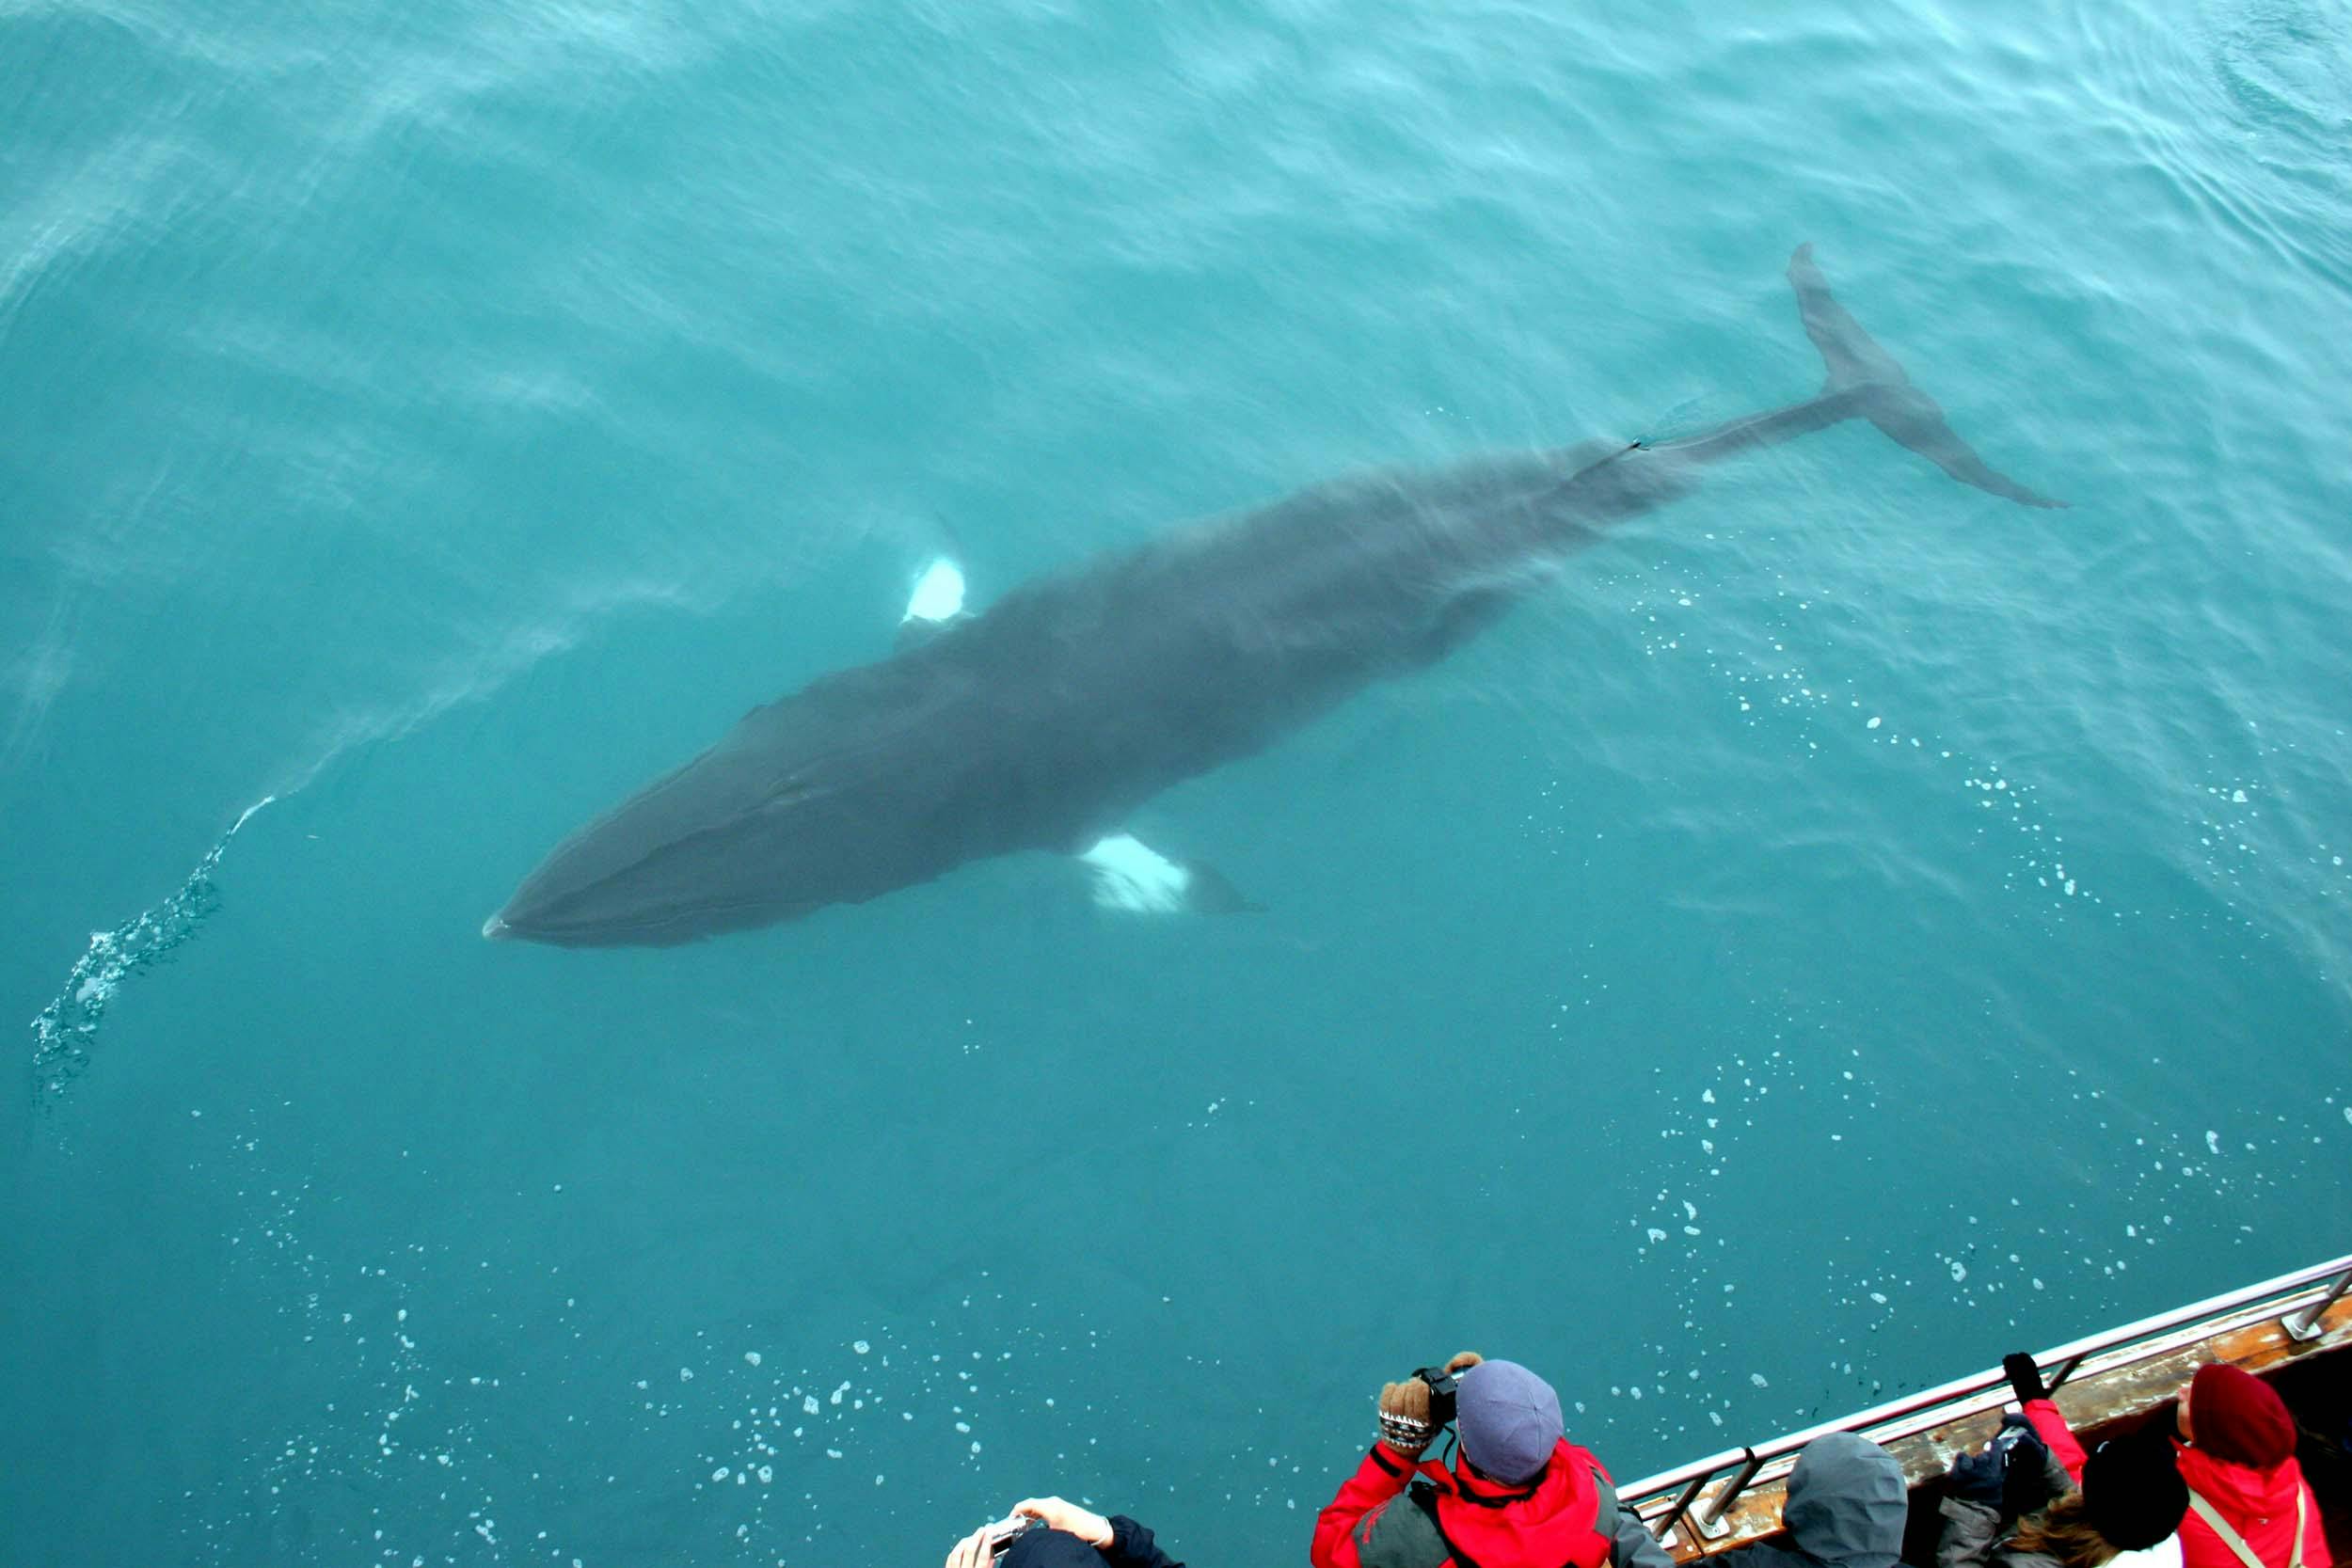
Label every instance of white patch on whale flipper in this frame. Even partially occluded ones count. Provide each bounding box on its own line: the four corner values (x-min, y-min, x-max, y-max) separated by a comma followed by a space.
900, 558, 966, 625
1080, 833, 1193, 913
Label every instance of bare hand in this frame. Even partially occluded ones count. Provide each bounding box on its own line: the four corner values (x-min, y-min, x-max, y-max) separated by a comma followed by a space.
1015, 1497, 1115, 1549
946, 1525, 994, 1568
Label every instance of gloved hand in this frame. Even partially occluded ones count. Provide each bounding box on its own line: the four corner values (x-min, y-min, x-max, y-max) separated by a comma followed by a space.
1378, 1353, 1484, 1457
1949, 1442, 2005, 1505
1949, 1416, 2047, 1508
1998, 1418, 2058, 1521
1378, 1377, 1436, 1457
2003, 1353, 2049, 1405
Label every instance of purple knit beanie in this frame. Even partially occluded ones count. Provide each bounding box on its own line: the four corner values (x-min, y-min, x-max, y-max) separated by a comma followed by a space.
1458, 1360, 1564, 1483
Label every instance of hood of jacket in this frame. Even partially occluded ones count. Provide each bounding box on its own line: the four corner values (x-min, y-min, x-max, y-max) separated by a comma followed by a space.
1781, 1434, 1906, 1568
2177, 1443, 2305, 1521
1431, 1439, 1612, 1568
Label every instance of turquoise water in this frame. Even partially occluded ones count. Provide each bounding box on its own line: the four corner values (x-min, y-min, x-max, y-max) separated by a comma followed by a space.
6, 0, 2351, 1561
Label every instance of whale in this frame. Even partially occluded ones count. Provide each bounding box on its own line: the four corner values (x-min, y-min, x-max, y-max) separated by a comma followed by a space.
485, 246, 2059, 947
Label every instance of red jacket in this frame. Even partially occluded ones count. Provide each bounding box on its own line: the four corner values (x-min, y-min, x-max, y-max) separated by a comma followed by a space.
2020, 1399, 2089, 1485
2176, 1445, 2329, 1568
2023, 1396, 2329, 1568
1312, 1438, 1617, 1568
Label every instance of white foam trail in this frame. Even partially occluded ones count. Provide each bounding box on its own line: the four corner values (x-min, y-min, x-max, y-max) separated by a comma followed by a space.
24, 622, 573, 1100
29, 795, 276, 1101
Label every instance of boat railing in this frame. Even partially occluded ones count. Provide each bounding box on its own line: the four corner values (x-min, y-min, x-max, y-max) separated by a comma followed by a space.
1618, 1250, 2352, 1549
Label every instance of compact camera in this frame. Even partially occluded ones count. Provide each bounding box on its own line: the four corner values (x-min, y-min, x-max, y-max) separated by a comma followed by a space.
1412, 1362, 1468, 1427
983, 1513, 1038, 1560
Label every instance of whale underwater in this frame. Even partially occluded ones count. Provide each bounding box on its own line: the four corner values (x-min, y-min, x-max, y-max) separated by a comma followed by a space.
485, 246, 2060, 948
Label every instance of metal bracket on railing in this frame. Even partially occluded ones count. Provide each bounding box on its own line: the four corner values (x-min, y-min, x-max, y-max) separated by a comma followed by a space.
1645, 1449, 1752, 1546
2045, 1352, 2086, 1393
2283, 1263, 2351, 1343
1654, 1472, 1713, 1544
1691, 1450, 1765, 1539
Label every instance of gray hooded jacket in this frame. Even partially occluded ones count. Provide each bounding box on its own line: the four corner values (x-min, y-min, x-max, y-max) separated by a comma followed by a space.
1719, 1434, 1909, 1568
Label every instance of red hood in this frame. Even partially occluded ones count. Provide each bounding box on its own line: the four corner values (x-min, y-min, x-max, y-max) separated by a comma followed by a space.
1435, 1439, 1612, 1568
2177, 1442, 2304, 1516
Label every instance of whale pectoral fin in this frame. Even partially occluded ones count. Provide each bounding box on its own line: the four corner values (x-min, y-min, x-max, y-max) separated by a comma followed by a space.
896, 556, 970, 650
1170, 857, 1263, 915
895, 615, 966, 651
1419, 583, 1517, 662
1078, 833, 1263, 916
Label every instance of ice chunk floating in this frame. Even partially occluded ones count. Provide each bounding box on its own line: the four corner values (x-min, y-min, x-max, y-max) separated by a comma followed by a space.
487, 247, 2060, 947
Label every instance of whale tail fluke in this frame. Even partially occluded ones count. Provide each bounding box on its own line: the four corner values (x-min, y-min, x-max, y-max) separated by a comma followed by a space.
1788, 244, 2067, 510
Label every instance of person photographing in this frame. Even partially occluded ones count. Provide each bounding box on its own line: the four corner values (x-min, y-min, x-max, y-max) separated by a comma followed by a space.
1936, 1352, 2186, 1568
944, 1497, 1184, 1568
1312, 1352, 1671, 1568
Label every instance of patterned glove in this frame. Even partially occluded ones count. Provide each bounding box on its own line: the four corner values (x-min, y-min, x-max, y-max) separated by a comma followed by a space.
1378, 1378, 1436, 1457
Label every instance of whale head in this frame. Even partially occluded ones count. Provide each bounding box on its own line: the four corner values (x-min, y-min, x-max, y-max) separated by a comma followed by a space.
485, 667, 999, 947
484, 764, 866, 947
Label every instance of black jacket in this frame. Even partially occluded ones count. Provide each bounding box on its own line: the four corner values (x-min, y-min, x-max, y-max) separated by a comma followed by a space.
1005, 1516, 1184, 1568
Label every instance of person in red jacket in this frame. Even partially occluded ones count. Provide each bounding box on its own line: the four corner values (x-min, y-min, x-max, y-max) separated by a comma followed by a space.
2006, 1354, 2092, 1489
1936, 1354, 2186, 1568
944, 1497, 1185, 1568
2174, 1364, 2329, 1568
1311, 1353, 1670, 1568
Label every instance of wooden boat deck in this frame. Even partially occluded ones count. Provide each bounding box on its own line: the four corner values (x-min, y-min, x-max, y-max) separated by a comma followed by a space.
1617, 1256, 2352, 1564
